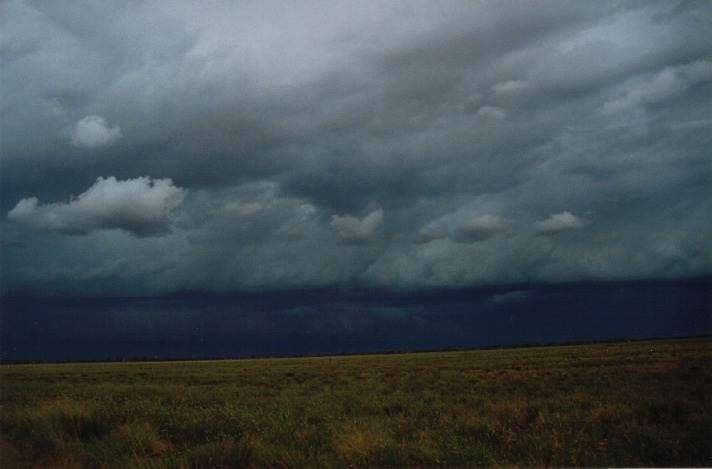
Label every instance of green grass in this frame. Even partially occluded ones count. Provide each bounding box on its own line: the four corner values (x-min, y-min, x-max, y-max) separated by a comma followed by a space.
1, 337, 710, 467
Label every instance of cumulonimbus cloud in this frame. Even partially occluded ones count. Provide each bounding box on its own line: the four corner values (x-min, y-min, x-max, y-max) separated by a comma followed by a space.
535, 211, 583, 233
69, 115, 122, 148
330, 208, 383, 243
8, 176, 186, 236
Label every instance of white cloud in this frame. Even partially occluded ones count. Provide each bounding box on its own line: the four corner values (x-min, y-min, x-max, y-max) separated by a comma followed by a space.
330, 208, 383, 243
603, 60, 712, 114
535, 211, 583, 233
69, 115, 122, 148
452, 215, 508, 243
8, 176, 186, 236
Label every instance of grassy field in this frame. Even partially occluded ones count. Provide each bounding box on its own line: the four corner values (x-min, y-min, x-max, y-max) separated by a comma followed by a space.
1, 337, 710, 468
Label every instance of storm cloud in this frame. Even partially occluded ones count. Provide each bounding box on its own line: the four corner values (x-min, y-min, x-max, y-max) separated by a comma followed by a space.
1, 0, 711, 294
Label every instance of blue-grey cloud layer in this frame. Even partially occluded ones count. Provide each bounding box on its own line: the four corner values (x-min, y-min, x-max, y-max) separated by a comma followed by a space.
2, 278, 709, 361
2, 0, 711, 293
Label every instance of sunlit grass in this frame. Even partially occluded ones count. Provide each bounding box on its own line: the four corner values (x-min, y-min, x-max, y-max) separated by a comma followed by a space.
1, 337, 710, 467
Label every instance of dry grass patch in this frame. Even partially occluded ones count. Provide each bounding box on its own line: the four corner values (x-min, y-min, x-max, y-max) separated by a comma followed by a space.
1, 337, 710, 467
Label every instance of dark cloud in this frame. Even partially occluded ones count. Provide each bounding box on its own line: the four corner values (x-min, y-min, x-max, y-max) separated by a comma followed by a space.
2, 278, 709, 361
1, 0, 711, 294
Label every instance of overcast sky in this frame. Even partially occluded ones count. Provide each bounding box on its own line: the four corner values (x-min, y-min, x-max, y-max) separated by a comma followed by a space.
2, 0, 711, 295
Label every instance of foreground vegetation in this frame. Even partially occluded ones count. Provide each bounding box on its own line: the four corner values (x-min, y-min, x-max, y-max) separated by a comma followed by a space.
1, 337, 710, 468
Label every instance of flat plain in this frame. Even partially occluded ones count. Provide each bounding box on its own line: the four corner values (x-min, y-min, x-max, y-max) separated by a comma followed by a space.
1, 337, 710, 468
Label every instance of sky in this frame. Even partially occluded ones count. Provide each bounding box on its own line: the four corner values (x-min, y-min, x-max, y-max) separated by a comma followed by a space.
1, 1, 711, 359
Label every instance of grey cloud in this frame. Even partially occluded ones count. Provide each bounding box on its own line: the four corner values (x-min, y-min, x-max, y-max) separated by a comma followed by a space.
330, 209, 384, 244
475, 106, 507, 120
603, 60, 712, 114
275, 225, 304, 241
535, 212, 584, 233
219, 202, 263, 218
69, 115, 122, 148
415, 228, 449, 245
1, 1, 711, 293
8, 177, 185, 236
452, 215, 509, 243
491, 80, 527, 95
